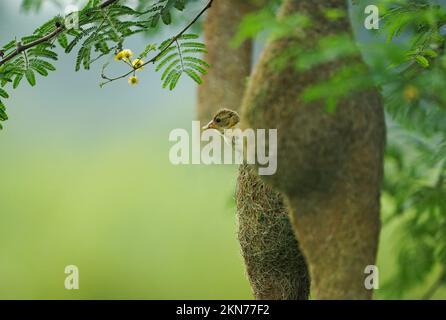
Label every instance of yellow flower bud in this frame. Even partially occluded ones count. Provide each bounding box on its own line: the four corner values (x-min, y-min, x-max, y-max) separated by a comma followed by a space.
114, 51, 124, 61
132, 58, 145, 71
115, 49, 133, 62
122, 49, 133, 61
128, 76, 139, 86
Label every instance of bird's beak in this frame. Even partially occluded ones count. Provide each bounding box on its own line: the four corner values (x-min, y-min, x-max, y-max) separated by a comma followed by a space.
202, 120, 216, 130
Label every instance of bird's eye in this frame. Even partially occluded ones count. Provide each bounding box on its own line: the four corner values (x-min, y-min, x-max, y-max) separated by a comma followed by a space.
215, 118, 221, 123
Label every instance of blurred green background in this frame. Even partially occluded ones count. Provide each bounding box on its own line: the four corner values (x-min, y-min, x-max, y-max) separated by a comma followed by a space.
0, 0, 445, 299
0, 0, 251, 299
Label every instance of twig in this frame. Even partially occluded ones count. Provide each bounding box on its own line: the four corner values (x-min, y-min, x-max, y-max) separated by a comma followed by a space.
0, 27, 64, 66
175, 39, 184, 71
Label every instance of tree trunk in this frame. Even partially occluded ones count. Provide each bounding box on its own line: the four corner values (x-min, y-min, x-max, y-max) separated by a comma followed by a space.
197, 0, 253, 119
240, 0, 386, 299
199, 0, 310, 300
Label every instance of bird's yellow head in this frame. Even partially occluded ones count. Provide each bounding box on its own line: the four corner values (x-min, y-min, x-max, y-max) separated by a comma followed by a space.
202, 108, 240, 133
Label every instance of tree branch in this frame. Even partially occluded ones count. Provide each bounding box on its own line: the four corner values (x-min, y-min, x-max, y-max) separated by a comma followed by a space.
100, 0, 214, 86
0, 0, 120, 67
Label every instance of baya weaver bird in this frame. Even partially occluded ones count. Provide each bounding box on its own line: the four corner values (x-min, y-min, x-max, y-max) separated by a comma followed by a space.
202, 108, 243, 154
202, 108, 240, 133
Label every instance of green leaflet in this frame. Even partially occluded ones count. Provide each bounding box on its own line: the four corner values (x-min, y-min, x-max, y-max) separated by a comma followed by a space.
0, 100, 8, 121
57, 33, 69, 49
0, 91, 8, 128
0, 88, 9, 99
25, 69, 36, 86
13, 74, 24, 89
161, 59, 181, 80
161, 9, 171, 25
147, 0, 187, 27
415, 55, 430, 68
183, 68, 202, 85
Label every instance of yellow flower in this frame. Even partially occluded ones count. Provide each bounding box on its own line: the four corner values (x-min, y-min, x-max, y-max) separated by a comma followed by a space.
122, 49, 133, 61
114, 51, 124, 61
115, 49, 133, 61
132, 58, 144, 71
128, 76, 139, 86
403, 85, 419, 102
